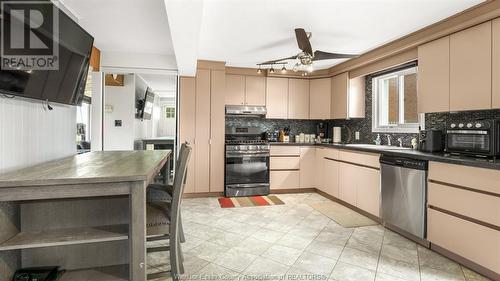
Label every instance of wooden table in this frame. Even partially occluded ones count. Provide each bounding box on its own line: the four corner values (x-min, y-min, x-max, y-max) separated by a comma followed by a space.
0, 150, 171, 281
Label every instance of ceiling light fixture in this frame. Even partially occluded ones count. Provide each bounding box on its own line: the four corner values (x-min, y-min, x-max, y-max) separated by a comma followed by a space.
306, 64, 314, 73
281, 65, 287, 73
257, 67, 262, 74
269, 65, 275, 74
293, 63, 299, 72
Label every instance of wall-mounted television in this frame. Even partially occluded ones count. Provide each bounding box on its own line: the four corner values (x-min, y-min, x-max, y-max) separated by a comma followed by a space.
137, 88, 155, 120
0, 0, 94, 106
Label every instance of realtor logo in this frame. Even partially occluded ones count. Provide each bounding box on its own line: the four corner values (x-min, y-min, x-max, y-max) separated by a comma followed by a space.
1, 1, 59, 70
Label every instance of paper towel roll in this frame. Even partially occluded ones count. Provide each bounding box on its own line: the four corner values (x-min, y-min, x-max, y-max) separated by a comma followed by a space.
333, 127, 342, 143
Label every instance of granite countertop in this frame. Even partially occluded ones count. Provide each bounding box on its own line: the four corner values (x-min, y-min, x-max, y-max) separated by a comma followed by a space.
269, 142, 500, 170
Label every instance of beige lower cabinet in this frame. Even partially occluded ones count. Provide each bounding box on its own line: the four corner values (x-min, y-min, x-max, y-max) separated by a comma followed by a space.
300, 147, 315, 189
427, 161, 500, 278
338, 162, 358, 206
315, 147, 326, 192
324, 158, 339, 198
270, 171, 300, 189
356, 166, 380, 217
270, 146, 300, 190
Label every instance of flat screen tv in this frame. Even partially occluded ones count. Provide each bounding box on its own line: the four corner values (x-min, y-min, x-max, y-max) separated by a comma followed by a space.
0, 0, 94, 106
137, 88, 155, 120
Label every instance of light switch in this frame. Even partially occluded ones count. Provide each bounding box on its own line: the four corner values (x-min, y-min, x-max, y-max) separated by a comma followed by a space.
355, 131, 360, 140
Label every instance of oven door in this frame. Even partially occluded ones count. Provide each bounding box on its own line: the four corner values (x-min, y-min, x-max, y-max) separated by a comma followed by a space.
225, 151, 269, 196
446, 130, 492, 155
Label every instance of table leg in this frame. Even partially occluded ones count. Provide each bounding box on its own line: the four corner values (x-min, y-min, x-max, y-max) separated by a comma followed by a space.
130, 181, 147, 281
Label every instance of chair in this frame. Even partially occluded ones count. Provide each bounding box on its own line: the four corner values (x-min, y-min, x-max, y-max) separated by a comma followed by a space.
146, 142, 192, 280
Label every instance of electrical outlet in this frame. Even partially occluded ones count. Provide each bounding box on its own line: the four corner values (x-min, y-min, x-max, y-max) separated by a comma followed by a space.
355, 131, 360, 140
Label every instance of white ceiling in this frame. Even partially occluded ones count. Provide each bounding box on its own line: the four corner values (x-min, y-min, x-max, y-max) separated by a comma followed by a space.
60, 0, 175, 55
198, 0, 485, 70
138, 74, 177, 98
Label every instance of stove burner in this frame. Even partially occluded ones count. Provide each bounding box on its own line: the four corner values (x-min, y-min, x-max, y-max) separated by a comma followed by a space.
225, 139, 269, 145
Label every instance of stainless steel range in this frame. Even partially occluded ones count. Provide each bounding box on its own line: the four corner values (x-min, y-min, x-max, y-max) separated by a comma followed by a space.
225, 127, 270, 197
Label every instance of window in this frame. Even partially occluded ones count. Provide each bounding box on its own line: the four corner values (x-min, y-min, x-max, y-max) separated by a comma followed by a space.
165, 107, 175, 118
372, 66, 422, 133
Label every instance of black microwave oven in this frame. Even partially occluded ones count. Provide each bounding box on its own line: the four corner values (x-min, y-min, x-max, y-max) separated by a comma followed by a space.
445, 119, 500, 157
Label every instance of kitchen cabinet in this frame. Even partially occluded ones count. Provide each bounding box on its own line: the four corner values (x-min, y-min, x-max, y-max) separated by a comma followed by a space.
315, 147, 326, 192
270, 157, 300, 170
245, 76, 266, 106
179, 77, 196, 193
356, 166, 380, 217
324, 158, 339, 198
270, 170, 300, 190
270, 145, 300, 190
209, 70, 226, 192
225, 74, 245, 105
331, 72, 349, 119
450, 22, 492, 111
288, 79, 310, 119
427, 161, 500, 279
348, 76, 366, 118
418, 36, 450, 113
338, 162, 357, 206
493, 18, 500, 109
300, 147, 315, 189
195, 69, 211, 193
266, 77, 288, 119
309, 78, 331, 119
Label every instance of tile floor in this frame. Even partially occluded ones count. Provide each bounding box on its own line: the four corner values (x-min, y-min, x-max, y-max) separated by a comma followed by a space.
148, 193, 490, 281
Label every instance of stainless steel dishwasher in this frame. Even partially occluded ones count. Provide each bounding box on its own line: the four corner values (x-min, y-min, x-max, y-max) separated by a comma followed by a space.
380, 154, 428, 245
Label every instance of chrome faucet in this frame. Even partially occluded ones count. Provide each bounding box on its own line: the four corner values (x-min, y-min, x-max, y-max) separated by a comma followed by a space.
385, 134, 392, 146
397, 137, 403, 147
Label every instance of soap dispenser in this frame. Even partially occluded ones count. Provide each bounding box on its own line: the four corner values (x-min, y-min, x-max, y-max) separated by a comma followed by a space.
374, 134, 381, 145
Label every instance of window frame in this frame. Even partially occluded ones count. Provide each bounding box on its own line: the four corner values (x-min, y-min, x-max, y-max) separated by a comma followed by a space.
165, 106, 175, 119
371, 66, 423, 134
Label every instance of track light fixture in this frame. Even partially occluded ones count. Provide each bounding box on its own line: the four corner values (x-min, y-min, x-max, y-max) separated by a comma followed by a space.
269, 65, 275, 74
281, 65, 287, 73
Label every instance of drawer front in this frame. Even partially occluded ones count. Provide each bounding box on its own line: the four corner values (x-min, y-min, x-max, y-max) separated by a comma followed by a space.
429, 162, 500, 195
270, 157, 300, 170
323, 148, 339, 160
428, 208, 500, 274
270, 170, 300, 189
338, 150, 380, 169
428, 182, 500, 227
270, 145, 300, 156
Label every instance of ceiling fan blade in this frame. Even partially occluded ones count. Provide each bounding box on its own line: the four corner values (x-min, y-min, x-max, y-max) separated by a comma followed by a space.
260, 55, 297, 65
313, 50, 359, 61
295, 28, 313, 56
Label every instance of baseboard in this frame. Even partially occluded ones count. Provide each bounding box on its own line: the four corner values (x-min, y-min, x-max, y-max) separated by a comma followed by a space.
431, 244, 499, 281
270, 188, 315, 194
315, 189, 382, 224
182, 192, 223, 198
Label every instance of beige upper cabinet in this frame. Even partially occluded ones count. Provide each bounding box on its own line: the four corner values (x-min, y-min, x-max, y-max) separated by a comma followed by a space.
331, 72, 349, 119
348, 76, 366, 118
418, 36, 450, 113
309, 78, 332, 119
450, 22, 492, 111
266, 77, 288, 119
225, 74, 245, 105
288, 79, 310, 119
245, 76, 266, 106
493, 18, 500, 109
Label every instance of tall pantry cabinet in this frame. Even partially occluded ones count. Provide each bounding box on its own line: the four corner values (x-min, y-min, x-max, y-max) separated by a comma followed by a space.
179, 62, 226, 193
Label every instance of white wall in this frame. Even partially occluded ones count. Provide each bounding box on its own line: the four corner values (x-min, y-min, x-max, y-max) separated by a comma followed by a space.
90, 72, 103, 151
101, 52, 177, 71
103, 75, 136, 150
0, 98, 76, 174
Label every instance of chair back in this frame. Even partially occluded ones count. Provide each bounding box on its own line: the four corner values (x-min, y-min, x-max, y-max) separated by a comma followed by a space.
170, 142, 192, 235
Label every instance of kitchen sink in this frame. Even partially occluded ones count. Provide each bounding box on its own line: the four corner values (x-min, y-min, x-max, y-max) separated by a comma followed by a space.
345, 144, 413, 150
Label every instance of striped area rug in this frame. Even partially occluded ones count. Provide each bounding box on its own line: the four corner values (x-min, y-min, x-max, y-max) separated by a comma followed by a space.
218, 195, 285, 208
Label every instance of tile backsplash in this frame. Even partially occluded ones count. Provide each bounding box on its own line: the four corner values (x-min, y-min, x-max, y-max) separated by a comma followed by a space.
225, 75, 500, 146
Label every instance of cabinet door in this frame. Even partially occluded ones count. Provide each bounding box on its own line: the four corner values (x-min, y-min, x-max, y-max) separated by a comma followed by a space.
356, 167, 380, 217
179, 77, 196, 193
338, 162, 357, 206
418, 36, 450, 113
315, 148, 325, 191
288, 79, 310, 119
300, 147, 315, 189
309, 78, 331, 119
331, 73, 349, 119
450, 22, 492, 111
225, 74, 245, 105
270, 170, 300, 189
245, 76, 266, 106
210, 70, 225, 192
348, 76, 365, 118
266, 77, 288, 119
324, 158, 339, 198
493, 18, 500, 109
195, 69, 211, 193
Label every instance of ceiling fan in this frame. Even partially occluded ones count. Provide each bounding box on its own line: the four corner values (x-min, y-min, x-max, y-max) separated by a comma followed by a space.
257, 28, 358, 74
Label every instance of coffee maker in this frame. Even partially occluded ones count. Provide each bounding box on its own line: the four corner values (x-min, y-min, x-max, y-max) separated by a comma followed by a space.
316, 122, 330, 141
